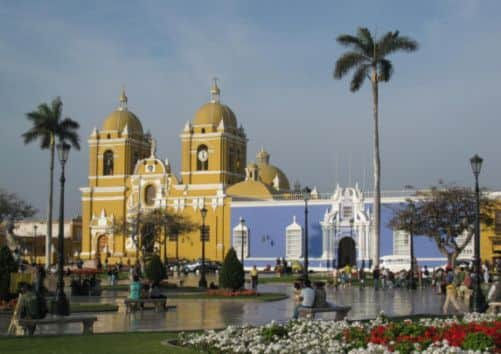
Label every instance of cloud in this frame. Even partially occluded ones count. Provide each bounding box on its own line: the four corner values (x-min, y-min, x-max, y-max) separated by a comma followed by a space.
1, 1, 501, 217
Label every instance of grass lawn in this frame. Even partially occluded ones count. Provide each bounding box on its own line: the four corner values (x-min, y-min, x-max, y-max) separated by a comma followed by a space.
167, 292, 288, 302
70, 303, 118, 313
0, 332, 196, 354
258, 274, 329, 284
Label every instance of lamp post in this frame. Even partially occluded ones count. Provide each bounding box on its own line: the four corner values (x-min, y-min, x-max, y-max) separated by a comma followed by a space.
54, 142, 70, 316
33, 224, 38, 265
239, 217, 246, 266
199, 207, 208, 289
302, 186, 311, 281
470, 154, 487, 312
408, 203, 417, 290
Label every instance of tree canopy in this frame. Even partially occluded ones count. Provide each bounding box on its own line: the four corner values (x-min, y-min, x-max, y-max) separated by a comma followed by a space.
0, 189, 36, 235
388, 184, 495, 266
114, 208, 198, 257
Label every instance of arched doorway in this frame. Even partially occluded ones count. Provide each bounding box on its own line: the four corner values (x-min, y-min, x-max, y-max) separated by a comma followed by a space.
97, 235, 108, 260
338, 237, 356, 268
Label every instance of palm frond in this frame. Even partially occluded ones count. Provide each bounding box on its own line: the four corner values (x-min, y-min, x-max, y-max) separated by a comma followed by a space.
25, 111, 45, 124
336, 34, 365, 50
21, 129, 42, 145
41, 132, 52, 149
350, 64, 370, 92
333, 52, 367, 79
378, 32, 418, 57
59, 131, 81, 150
377, 59, 393, 82
59, 117, 80, 130
357, 27, 374, 56
57, 117, 80, 149
51, 97, 63, 121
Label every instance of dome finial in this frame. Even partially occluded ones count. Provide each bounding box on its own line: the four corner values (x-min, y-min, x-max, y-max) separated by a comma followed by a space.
210, 77, 220, 103
119, 86, 128, 111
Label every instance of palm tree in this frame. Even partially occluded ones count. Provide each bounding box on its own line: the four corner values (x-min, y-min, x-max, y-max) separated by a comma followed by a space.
334, 28, 418, 267
22, 97, 80, 268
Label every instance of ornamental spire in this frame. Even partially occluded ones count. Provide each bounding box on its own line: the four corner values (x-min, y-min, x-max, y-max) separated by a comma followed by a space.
119, 86, 128, 111
210, 77, 220, 103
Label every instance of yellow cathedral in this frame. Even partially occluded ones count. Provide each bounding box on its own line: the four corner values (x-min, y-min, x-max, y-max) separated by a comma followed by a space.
80, 80, 291, 264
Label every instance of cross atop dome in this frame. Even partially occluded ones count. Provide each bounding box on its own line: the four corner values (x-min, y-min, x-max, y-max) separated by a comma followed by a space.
119, 87, 128, 111
210, 77, 220, 103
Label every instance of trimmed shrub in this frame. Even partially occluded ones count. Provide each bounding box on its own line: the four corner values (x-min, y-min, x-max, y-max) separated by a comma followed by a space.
145, 254, 165, 284
219, 248, 244, 291
0, 246, 18, 300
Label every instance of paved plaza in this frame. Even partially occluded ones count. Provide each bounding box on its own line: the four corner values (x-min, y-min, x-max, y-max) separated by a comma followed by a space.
0, 274, 450, 335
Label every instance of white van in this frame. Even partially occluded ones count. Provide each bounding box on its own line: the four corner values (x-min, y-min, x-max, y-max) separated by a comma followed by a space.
379, 255, 411, 272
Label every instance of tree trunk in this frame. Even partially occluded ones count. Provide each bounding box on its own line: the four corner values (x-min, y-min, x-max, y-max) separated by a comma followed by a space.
448, 252, 458, 268
45, 138, 55, 269
371, 69, 381, 268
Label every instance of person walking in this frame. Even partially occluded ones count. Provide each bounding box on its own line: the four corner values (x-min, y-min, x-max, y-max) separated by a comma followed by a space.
372, 266, 380, 290
443, 277, 462, 314
250, 265, 259, 291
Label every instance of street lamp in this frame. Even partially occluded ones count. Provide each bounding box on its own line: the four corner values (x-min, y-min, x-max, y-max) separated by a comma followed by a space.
199, 207, 208, 289
302, 186, 311, 281
470, 154, 486, 312
33, 224, 38, 265
54, 142, 70, 316
408, 203, 417, 290
239, 217, 246, 266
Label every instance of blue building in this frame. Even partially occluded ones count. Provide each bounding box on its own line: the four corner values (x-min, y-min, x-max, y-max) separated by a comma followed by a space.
229, 184, 467, 271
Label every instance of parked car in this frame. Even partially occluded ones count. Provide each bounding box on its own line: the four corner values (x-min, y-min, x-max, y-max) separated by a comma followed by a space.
183, 259, 221, 273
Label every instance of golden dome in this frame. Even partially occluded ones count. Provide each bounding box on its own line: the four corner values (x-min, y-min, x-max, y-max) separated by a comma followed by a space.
254, 149, 290, 190
101, 89, 143, 134
226, 180, 274, 200
258, 164, 290, 190
102, 110, 143, 134
192, 80, 237, 128
193, 102, 237, 128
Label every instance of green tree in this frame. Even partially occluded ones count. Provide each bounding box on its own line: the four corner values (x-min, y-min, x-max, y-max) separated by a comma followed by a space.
334, 28, 418, 266
114, 208, 197, 265
145, 254, 166, 284
0, 246, 18, 300
219, 248, 244, 291
22, 97, 80, 268
0, 189, 36, 250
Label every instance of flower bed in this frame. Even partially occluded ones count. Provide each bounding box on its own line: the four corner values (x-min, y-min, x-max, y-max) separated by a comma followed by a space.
207, 289, 258, 297
178, 313, 501, 353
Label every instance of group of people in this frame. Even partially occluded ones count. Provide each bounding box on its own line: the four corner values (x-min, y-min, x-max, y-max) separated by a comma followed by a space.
292, 279, 345, 319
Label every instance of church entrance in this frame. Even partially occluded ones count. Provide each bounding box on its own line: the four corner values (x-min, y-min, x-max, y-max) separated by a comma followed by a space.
97, 235, 108, 260
337, 237, 356, 268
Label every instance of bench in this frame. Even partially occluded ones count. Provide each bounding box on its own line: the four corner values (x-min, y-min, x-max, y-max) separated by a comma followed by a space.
298, 306, 351, 320
487, 302, 501, 314
123, 298, 175, 313
15, 316, 98, 336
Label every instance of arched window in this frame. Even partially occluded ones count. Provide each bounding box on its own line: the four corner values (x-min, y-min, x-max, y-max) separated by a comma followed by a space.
197, 145, 209, 171
103, 150, 114, 175
285, 216, 302, 259
144, 185, 156, 206
232, 221, 249, 260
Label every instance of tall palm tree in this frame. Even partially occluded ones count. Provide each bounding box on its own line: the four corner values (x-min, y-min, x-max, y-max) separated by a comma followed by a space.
22, 97, 80, 268
334, 28, 418, 267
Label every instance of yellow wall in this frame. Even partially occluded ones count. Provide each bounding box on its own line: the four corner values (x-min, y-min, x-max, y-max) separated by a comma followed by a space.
481, 199, 501, 263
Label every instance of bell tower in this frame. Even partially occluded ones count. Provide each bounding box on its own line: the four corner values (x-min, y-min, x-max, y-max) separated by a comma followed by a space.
180, 80, 247, 186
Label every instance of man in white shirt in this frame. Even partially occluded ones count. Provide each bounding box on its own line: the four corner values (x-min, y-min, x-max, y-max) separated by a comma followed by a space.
292, 279, 315, 319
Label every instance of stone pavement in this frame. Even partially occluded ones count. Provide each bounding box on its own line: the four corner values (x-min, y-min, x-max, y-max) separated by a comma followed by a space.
0, 275, 454, 335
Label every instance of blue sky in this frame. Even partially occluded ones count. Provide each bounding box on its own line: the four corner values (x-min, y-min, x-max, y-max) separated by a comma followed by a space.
1, 0, 501, 217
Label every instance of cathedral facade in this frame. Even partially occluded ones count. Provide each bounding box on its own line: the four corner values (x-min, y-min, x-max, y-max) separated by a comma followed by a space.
80, 81, 477, 269
80, 81, 289, 264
